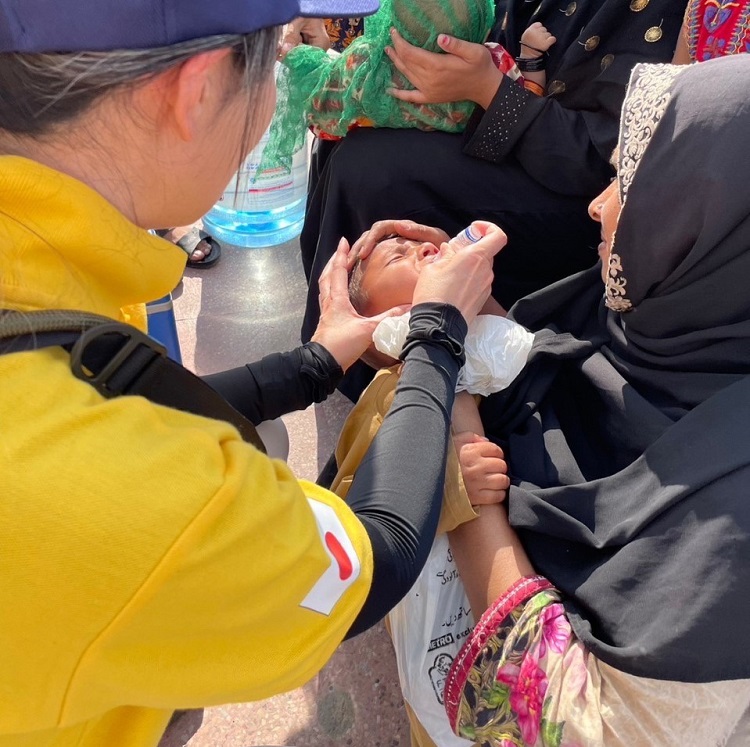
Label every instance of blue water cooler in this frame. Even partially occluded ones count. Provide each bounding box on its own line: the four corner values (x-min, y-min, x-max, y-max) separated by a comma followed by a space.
204, 60, 309, 248
203, 128, 309, 248
146, 294, 182, 363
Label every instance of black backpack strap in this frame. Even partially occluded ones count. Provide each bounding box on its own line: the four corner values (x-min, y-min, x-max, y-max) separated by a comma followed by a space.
0, 310, 266, 453
0, 309, 112, 353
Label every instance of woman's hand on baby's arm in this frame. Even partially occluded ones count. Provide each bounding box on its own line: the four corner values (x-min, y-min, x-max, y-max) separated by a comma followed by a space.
386, 30, 503, 110
454, 431, 510, 506
312, 238, 410, 371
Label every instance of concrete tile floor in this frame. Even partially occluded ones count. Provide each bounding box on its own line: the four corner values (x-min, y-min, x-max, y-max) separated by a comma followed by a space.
170, 238, 411, 747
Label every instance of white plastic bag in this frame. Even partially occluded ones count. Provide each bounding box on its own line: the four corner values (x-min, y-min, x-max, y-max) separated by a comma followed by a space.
388, 534, 475, 747
373, 313, 534, 397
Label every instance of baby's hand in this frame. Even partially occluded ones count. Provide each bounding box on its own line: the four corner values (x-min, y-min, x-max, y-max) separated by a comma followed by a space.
520, 22, 556, 56
279, 18, 331, 59
453, 431, 509, 506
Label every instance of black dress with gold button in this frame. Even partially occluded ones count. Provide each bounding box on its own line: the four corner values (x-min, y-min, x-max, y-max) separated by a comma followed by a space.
474, 0, 686, 194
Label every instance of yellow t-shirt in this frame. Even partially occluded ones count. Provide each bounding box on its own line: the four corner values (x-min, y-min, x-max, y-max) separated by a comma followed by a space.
0, 157, 374, 747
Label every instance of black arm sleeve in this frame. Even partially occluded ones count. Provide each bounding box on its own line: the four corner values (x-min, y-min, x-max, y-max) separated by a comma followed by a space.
462, 76, 615, 197
345, 303, 468, 637
203, 342, 343, 425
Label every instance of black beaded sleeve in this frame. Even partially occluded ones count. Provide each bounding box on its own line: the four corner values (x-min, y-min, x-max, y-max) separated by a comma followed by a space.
463, 76, 614, 196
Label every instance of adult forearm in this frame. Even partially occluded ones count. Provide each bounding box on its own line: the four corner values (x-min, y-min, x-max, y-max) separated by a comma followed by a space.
448, 503, 535, 615
203, 342, 342, 425
463, 77, 614, 196
346, 303, 467, 636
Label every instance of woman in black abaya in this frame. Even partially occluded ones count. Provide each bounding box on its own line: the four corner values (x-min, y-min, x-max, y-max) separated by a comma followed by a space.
444, 55, 750, 746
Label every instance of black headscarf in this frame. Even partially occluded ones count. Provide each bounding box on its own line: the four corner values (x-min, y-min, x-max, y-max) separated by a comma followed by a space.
481, 55, 750, 682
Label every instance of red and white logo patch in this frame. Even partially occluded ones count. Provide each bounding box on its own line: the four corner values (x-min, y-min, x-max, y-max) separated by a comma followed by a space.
300, 498, 361, 615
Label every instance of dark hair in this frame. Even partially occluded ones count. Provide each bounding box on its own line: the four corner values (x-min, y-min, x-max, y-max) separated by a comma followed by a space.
348, 257, 369, 315
0, 27, 280, 137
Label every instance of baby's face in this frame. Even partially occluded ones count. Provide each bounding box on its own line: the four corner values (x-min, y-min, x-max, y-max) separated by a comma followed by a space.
356, 236, 441, 315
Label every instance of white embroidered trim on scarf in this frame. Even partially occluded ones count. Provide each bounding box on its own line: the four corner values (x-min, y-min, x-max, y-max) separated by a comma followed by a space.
605, 64, 686, 312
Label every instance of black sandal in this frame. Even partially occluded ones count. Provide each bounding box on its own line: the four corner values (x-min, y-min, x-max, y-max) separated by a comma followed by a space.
157, 227, 221, 269
179, 227, 221, 269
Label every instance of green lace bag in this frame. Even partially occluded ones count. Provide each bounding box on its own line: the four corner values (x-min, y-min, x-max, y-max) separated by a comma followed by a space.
262, 0, 495, 172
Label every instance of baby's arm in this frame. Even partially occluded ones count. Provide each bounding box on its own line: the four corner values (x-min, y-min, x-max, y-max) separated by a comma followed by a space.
518, 22, 556, 94
479, 295, 507, 317
452, 392, 509, 507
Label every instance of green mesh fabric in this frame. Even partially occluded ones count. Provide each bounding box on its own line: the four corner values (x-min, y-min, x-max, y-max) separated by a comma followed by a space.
261, 0, 495, 172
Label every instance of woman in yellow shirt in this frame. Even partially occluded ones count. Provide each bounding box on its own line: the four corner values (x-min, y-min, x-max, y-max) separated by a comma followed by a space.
0, 2, 505, 746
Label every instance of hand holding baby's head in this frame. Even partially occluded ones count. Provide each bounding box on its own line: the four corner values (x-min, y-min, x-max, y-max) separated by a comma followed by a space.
349, 220, 507, 324
349, 234, 441, 316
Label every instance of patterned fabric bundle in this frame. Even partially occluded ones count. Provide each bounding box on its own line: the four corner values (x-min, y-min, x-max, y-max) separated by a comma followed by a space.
263, 0, 495, 171
324, 17, 364, 51
684, 0, 750, 60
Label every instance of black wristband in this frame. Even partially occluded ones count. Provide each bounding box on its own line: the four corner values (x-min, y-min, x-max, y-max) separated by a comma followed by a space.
300, 341, 344, 401
515, 55, 547, 72
400, 303, 468, 367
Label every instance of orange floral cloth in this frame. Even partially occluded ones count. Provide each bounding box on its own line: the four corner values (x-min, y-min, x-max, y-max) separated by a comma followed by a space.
325, 18, 364, 51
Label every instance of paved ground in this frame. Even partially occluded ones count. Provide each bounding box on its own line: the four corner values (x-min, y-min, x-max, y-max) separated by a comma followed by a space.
169, 238, 411, 747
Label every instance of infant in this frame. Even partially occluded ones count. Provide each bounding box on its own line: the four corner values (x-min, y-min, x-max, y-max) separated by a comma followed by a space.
335, 224, 519, 537
516, 22, 556, 96
335, 225, 522, 747
348, 225, 535, 397
282, 0, 497, 142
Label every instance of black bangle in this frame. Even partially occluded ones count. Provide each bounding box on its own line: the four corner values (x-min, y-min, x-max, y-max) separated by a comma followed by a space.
515, 55, 547, 72
520, 41, 547, 55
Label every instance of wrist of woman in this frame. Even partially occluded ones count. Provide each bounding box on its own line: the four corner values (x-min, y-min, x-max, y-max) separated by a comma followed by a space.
299, 341, 344, 398
309, 327, 364, 372
401, 302, 468, 366
473, 65, 504, 110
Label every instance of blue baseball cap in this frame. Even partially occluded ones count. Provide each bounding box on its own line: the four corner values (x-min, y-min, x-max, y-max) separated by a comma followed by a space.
0, 0, 380, 53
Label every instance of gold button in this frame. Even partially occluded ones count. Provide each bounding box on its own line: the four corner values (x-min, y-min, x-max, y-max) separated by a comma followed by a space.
645, 25, 663, 42
548, 80, 567, 95
630, 0, 649, 10
584, 35, 600, 51
600, 53, 614, 70
565, 2, 577, 15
